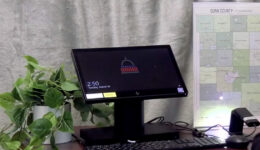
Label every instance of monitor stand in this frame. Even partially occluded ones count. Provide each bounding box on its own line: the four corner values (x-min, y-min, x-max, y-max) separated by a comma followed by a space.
80, 99, 179, 145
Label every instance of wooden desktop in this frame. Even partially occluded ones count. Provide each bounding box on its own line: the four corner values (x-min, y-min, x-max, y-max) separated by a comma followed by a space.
44, 126, 259, 150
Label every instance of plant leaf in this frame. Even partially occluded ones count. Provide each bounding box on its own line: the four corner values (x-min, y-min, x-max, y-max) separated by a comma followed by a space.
58, 111, 74, 133
14, 78, 24, 87
73, 99, 91, 121
61, 81, 79, 91
44, 88, 64, 108
0, 133, 21, 150
34, 145, 44, 150
29, 136, 45, 148
0, 92, 15, 111
24, 55, 39, 73
24, 55, 46, 72
11, 86, 25, 102
35, 72, 45, 81
24, 71, 32, 85
1, 141, 21, 150
0, 133, 11, 142
20, 89, 42, 103
32, 81, 48, 91
73, 99, 90, 111
17, 87, 40, 103
92, 104, 114, 119
11, 87, 22, 101
43, 112, 57, 128
27, 113, 33, 126
28, 62, 46, 71
6, 106, 26, 127
24, 145, 33, 150
26, 64, 35, 73
50, 66, 66, 83
58, 65, 66, 83
73, 91, 83, 99
50, 72, 57, 82
80, 111, 89, 122
29, 118, 52, 137
23, 95, 41, 104
24, 56, 38, 64
12, 130, 28, 143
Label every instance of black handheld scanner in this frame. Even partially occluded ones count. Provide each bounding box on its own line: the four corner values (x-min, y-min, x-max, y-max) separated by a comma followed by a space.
229, 108, 260, 135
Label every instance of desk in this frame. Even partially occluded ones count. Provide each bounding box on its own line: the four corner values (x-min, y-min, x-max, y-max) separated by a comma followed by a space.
44, 126, 260, 150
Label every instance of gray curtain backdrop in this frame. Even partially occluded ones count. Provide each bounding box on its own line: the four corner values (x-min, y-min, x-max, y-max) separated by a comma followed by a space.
0, 0, 257, 129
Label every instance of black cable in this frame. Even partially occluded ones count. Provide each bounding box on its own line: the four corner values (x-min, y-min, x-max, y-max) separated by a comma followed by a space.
146, 117, 233, 138
147, 117, 195, 132
200, 124, 230, 135
174, 121, 190, 128
245, 126, 257, 137
173, 121, 194, 131
171, 121, 230, 137
146, 116, 165, 124
201, 124, 219, 132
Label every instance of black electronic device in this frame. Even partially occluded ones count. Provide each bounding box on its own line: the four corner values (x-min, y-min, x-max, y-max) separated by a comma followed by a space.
225, 135, 250, 149
226, 108, 260, 149
72, 45, 188, 103
229, 108, 260, 135
71, 45, 188, 144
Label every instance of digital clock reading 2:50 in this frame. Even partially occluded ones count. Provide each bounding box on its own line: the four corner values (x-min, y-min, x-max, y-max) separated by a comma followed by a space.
86, 81, 111, 90
87, 81, 100, 89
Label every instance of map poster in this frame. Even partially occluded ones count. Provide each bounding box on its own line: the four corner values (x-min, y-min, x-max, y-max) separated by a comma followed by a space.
193, 2, 260, 127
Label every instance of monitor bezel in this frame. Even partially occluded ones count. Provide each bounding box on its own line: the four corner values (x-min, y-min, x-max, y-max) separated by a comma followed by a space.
71, 45, 188, 103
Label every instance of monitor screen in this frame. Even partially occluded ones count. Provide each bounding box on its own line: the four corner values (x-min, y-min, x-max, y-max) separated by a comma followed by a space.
72, 45, 188, 103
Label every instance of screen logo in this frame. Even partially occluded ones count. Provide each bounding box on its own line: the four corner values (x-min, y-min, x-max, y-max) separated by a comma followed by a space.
121, 57, 139, 74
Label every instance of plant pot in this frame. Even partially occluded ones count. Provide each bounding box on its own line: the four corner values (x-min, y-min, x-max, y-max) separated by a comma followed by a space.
33, 104, 72, 144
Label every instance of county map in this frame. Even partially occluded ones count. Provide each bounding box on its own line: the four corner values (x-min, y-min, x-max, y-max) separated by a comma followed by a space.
193, 2, 260, 127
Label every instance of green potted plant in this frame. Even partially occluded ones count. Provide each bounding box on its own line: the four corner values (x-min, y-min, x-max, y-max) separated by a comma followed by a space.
0, 56, 113, 150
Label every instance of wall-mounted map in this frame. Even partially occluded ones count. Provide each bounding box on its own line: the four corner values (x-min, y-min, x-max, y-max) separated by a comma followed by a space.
193, 2, 260, 127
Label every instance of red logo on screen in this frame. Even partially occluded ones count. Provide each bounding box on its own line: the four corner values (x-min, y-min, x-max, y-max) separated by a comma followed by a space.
121, 57, 139, 74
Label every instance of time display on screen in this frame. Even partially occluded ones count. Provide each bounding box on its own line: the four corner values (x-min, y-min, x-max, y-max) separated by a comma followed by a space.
87, 81, 111, 90
87, 81, 99, 89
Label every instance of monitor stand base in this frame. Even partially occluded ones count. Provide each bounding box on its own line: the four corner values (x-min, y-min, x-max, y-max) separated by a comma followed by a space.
80, 123, 179, 145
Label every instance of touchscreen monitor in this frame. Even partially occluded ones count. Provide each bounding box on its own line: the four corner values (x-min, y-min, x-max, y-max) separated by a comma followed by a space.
72, 45, 188, 103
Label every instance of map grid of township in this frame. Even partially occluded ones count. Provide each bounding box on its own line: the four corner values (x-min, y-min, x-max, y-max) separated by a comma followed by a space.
193, 3, 260, 126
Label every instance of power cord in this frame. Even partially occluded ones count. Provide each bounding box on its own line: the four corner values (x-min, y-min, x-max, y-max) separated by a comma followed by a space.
146, 116, 260, 139
200, 124, 230, 134
146, 116, 204, 137
146, 116, 233, 138
245, 126, 257, 137
146, 116, 165, 124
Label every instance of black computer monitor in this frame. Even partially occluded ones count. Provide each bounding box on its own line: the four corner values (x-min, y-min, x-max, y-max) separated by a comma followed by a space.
71, 45, 188, 144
